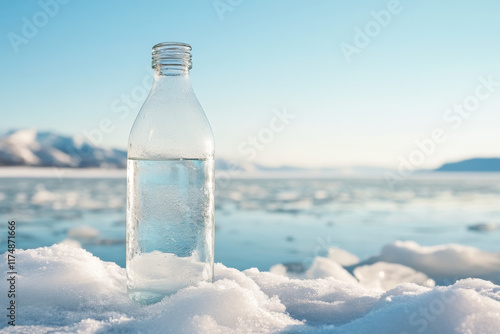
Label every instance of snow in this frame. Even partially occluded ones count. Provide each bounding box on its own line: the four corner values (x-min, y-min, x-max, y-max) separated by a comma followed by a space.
271, 257, 359, 284
67, 226, 100, 240
354, 262, 435, 291
366, 240, 500, 284
58, 238, 82, 248
128, 251, 212, 301
327, 246, 360, 266
0, 129, 126, 168
7, 128, 38, 144
0, 129, 41, 165
2, 242, 500, 333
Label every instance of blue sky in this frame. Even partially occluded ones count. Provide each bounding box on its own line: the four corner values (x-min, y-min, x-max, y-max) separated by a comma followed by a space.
1, 0, 499, 168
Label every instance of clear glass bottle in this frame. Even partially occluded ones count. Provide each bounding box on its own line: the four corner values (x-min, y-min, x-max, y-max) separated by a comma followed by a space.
126, 42, 215, 304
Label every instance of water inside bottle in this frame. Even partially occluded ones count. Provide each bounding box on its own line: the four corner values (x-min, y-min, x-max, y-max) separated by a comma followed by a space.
126, 158, 214, 304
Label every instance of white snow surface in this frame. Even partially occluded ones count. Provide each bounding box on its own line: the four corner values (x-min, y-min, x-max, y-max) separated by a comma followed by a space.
2, 242, 500, 333
368, 240, 500, 284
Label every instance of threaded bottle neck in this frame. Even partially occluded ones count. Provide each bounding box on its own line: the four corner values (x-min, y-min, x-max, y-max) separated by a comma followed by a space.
152, 42, 192, 76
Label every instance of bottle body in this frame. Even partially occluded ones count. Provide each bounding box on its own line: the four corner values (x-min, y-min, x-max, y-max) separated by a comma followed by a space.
126, 43, 214, 304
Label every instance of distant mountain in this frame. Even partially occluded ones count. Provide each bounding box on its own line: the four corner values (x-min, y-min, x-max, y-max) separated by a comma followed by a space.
214, 158, 258, 173
435, 158, 500, 172
0, 129, 397, 175
256, 165, 309, 172
0, 129, 126, 168
0, 129, 262, 170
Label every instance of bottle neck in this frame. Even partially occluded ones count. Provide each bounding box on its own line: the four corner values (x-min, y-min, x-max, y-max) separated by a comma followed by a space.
151, 42, 192, 78
154, 66, 190, 77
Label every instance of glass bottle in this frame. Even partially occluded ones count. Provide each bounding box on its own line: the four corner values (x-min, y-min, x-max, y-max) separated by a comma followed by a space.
126, 42, 215, 304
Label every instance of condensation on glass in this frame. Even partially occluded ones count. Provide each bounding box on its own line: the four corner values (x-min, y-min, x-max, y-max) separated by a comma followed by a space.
126, 42, 215, 305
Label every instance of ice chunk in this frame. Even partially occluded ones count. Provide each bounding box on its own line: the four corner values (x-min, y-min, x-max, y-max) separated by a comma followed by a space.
271, 257, 358, 284
354, 261, 435, 291
31, 186, 57, 204
305, 257, 359, 283
67, 226, 99, 240
328, 246, 360, 266
58, 238, 82, 248
371, 241, 500, 284
468, 222, 499, 232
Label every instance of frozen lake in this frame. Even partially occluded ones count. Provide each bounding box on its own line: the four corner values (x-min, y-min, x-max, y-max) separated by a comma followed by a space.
1, 169, 499, 271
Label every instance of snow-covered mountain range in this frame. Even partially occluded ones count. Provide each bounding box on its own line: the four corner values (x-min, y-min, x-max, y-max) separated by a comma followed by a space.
6, 129, 495, 174
0, 129, 261, 170
0, 129, 126, 168
0, 129, 398, 175
0, 129, 372, 173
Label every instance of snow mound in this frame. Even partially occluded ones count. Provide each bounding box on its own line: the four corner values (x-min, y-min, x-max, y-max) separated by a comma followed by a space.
327, 246, 360, 266
368, 241, 500, 284
0, 245, 300, 333
354, 261, 435, 291
67, 226, 100, 240
270, 257, 359, 284
58, 238, 82, 248
245, 268, 380, 326
2, 244, 500, 333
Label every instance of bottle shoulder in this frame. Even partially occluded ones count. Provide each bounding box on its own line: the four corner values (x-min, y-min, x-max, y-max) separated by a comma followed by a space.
128, 90, 214, 160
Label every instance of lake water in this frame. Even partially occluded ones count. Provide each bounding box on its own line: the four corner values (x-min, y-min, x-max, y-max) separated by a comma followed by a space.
1, 171, 500, 271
